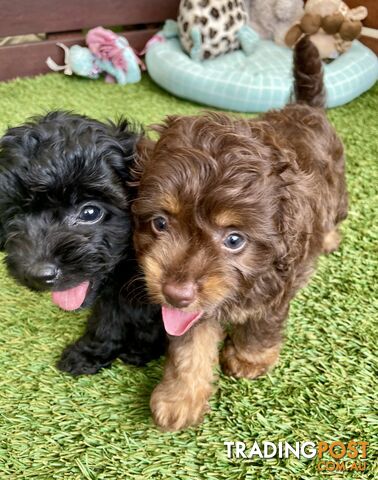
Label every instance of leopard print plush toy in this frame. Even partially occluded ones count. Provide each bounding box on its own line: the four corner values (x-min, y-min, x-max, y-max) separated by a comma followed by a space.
177, 0, 251, 60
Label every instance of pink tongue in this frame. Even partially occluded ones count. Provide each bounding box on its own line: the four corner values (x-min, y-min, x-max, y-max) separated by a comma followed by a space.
52, 281, 90, 311
162, 306, 203, 336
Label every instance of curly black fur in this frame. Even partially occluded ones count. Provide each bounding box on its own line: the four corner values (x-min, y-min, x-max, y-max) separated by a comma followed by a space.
0, 111, 166, 375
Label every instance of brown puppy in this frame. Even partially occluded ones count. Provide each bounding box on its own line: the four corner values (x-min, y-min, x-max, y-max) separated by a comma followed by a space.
132, 36, 348, 431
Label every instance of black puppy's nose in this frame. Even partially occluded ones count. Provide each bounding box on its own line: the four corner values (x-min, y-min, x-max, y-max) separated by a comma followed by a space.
163, 281, 196, 308
30, 264, 59, 285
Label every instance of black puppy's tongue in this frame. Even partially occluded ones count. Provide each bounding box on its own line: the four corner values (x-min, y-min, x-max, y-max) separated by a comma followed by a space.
52, 281, 90, 311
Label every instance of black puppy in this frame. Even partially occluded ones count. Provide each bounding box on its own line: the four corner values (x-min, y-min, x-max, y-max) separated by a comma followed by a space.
0, 111, 165, 374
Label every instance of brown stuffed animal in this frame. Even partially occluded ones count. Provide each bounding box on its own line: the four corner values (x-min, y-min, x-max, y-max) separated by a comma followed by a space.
285, 0, 368, 59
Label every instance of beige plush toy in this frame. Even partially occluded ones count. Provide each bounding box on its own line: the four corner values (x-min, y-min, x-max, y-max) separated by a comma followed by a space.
285, 0, 368, 59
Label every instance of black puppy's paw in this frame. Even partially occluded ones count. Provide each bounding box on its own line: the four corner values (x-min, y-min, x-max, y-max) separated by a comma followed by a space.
119, 345, 165, 367
118, 351, 152, 367
57, 344, 112, 376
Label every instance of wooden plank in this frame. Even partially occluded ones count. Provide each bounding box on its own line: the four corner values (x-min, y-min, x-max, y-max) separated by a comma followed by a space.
0, 0, 179, 37
0, 29, 158, 81
359, 34, 378, 54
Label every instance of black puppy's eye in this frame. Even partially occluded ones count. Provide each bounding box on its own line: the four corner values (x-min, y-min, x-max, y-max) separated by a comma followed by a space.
223, 233, 246, 251
151, 216, 168, 233
78, 205, 104, 224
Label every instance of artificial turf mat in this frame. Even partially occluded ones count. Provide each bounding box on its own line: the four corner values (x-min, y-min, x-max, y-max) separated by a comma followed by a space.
0, 73, 377, 480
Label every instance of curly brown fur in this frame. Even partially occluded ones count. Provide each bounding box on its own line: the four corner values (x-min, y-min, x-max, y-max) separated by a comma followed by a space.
150, 319, 223, 431
132, 37, 348, 430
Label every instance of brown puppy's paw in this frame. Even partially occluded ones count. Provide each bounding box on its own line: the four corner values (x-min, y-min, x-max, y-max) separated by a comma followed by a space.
150, 381, 210, 431
322, 229, 341, 254
220, 341, 280, 380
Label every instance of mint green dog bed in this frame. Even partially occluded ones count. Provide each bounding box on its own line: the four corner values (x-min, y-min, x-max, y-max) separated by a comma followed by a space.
146, 34, 378, 112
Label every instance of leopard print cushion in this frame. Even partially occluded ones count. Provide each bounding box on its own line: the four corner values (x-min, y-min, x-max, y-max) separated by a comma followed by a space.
178, 0, 248, 60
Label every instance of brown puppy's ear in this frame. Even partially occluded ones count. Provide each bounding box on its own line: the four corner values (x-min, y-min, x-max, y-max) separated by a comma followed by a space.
150, 115, 180, 135
131, 135, 156, 186
131, 115, 180, 185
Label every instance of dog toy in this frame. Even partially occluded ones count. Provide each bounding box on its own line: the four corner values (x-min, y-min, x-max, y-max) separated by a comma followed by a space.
248, 0, 304, 46
285, 0, 368, 59
176, 0, 258, 61
46, 27, 142, 84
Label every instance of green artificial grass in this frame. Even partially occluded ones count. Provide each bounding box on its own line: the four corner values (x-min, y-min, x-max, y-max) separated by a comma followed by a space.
0, 73, 377, 480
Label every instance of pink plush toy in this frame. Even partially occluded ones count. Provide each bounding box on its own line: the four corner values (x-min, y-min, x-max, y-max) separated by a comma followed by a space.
87, 27, 129, 71
47, 27, 142, 84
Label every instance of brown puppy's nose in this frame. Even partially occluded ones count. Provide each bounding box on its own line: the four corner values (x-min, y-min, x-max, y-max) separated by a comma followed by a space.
162, 281, 196, 308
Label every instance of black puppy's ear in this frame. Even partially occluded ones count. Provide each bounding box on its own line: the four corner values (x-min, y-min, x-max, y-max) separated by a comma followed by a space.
0, 175, 7, 251
106, 118, 141, 181
0, 119, 43, 250
0, 122, 41, 170
110, 118, 141, 152
0, 223, 4, 250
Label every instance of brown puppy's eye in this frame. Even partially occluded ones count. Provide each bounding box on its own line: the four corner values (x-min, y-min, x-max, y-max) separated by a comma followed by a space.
223, 233, 246, 251
151, 216, 168, 233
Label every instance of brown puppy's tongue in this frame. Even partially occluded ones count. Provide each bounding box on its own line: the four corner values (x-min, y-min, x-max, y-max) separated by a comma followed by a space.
162, 306, 203, 336
52, 281, 90, 311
